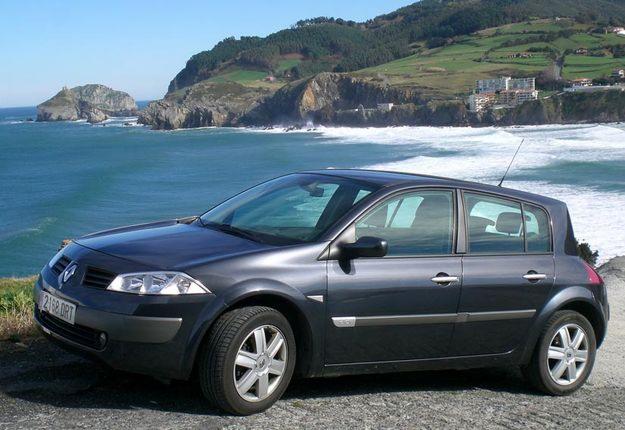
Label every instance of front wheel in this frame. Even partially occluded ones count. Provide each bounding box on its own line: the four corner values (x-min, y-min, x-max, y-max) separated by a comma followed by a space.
523, 310, 596, 395
198, 306, 296, 415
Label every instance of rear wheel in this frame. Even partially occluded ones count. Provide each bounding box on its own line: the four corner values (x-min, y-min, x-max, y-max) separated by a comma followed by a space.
523, 310, 596, 395
198, 306, 296, 415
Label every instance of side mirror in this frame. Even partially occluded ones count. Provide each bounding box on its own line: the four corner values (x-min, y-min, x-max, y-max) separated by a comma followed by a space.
340, 236, 388, 259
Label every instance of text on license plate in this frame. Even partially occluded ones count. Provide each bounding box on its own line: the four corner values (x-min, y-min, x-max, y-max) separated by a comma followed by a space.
39, 291, 76, 325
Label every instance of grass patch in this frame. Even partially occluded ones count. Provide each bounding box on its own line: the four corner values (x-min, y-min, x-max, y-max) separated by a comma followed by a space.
205, 67, 284, 90
275, 58, 302, 74
0, 277, 36, 341
563, 55, 625, 80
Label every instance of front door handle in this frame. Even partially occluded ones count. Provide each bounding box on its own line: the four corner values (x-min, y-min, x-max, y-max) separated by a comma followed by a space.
523, 272, 547, 282
431, 275, 460, 285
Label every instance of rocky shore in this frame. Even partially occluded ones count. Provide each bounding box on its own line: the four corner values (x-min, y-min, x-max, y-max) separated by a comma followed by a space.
137, 72, 625, 130
37, 84, 138, 124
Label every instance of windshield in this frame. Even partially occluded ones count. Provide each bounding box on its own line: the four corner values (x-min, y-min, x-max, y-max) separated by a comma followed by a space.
200, 174, 379, 245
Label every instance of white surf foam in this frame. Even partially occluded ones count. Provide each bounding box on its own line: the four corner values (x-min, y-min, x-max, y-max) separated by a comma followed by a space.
314, 124, 625, 263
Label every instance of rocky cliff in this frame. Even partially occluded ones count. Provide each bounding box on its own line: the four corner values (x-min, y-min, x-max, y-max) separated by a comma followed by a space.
37, 84, 138, 123
138, 71, 625, 129
250, 72, 426, 124
254, 75, 625, 127
138, 81, 271, 130
487, 90, 625, 126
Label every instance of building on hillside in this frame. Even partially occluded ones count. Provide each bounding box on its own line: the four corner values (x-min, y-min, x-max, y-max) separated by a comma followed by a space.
264, 75, 276, 82
570, 78, 593, 87
610, 26, 625, 36
476, 76, 535, 93
497, 89, 539, 107
377, 103, 394, 112
575, 48, 588, 55
468, 93, 496, 113
507, 52, 533, 59
469, 77, 537, 112
612, 69, 625, 79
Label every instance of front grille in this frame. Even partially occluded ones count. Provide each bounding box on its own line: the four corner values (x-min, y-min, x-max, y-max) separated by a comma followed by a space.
37, 306, 103, 350
50, 255, 71, 276
83, 266, 116, 289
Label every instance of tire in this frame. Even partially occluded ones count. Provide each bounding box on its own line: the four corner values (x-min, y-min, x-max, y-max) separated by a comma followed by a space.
523, 310, 596, 395
198, 306, 296, 415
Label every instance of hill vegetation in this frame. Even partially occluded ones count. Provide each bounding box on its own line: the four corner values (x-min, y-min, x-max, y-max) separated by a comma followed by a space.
169, 0, 625, 92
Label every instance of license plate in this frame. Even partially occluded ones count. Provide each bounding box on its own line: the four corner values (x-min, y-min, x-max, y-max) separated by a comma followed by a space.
39, 291, 76, 325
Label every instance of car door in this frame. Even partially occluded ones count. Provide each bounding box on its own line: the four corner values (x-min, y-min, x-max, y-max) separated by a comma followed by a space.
325, 188, 462, 364
450, 192, 555, 356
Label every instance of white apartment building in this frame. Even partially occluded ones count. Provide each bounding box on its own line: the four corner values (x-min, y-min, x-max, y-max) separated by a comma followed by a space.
476, 77, 535, 93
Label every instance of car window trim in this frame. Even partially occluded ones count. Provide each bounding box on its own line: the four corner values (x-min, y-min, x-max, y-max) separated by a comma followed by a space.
460, 189, 554, 256
327, 187, 459, 260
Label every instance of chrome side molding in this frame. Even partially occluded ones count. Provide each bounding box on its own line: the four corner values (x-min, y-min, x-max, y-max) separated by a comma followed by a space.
332, 309, 536, 328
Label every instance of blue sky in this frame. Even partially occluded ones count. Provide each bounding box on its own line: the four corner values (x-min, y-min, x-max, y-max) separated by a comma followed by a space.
0, 0, 412, 107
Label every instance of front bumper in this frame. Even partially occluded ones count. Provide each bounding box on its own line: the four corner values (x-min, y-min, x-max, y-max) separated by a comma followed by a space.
34, 246, 216, 379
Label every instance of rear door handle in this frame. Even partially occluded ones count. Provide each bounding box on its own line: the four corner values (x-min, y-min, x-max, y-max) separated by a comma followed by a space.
431, 275, 460, 285
523, 272, 547, 281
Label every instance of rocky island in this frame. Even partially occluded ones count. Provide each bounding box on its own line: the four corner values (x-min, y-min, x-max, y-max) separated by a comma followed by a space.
138, 0, 625, 130
37, 84, 138, 124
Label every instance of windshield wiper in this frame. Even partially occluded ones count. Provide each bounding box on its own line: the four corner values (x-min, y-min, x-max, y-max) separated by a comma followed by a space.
205, 222, 263, 243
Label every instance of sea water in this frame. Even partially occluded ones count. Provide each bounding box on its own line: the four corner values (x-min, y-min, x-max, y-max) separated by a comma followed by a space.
1, 106, 624, 276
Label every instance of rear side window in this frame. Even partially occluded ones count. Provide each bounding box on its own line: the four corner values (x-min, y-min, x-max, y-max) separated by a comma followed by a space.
523, 203, 551, 252
465, 193, 524, 254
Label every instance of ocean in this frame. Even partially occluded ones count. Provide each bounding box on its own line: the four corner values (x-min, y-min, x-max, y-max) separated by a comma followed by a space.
1, 106, 624, 277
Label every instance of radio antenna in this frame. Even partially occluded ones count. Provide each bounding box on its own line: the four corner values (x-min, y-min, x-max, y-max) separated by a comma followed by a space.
498, 138, 525, 187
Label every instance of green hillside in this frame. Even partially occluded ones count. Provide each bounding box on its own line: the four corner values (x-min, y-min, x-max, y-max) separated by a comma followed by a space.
167, 0, 625, 93
357, 18, 625, 97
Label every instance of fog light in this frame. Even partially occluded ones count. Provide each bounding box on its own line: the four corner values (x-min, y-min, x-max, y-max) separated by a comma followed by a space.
99, 332, 108, 348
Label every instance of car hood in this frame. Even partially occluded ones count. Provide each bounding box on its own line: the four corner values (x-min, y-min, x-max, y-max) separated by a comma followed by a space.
75, 219, 271, 269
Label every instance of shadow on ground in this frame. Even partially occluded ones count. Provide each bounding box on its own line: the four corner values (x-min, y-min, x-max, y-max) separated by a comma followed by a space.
0, 339, 536, 416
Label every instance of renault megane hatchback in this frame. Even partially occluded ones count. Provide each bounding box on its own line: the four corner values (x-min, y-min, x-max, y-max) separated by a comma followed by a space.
35, 170, 609, 415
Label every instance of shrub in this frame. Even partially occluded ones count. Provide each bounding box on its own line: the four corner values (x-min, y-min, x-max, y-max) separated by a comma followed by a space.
577, 241, 599, 266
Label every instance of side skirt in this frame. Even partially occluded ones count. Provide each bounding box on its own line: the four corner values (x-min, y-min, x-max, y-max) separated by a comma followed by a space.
321, 350, 520, 378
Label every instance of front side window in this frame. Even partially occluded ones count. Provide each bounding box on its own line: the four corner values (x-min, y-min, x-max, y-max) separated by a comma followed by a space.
355, 190, 454, 256
465, 193, 524, 254
200, 174, 378, 245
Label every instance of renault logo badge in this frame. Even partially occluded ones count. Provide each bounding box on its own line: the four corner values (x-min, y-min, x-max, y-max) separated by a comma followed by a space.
62, 264, 77, 283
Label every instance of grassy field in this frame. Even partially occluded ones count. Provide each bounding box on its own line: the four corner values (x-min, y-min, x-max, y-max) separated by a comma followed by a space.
0, 277, 36, 341
355, 19, 625, 97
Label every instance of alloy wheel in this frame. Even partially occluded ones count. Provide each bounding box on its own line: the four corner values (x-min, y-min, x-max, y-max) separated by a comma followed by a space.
547, 323, 589, 386
233, 324, 288, 402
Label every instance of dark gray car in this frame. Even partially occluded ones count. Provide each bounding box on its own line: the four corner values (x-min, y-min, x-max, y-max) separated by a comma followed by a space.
34, 170, 609, 414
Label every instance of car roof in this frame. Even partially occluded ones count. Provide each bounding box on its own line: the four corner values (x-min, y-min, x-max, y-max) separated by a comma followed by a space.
301, 169, 565, 208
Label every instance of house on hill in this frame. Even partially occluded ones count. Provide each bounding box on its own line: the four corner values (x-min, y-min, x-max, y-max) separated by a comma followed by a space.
612, 69, 625, 79
570, 78, 593, 87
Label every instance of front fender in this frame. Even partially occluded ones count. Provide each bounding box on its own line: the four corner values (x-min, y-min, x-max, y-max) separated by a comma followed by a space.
180, 278, 323, 379
520, 285, 607, 363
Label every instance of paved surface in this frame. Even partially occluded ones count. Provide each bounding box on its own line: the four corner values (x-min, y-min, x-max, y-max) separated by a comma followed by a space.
1, 258, 624, 429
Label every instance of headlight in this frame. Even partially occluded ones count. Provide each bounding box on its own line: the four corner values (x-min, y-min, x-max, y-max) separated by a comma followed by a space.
107, 272, 211, 295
